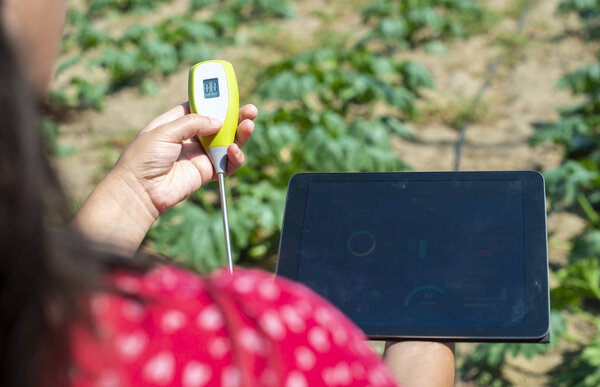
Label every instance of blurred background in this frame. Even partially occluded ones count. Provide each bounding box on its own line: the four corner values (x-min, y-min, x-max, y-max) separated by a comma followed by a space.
46, 0, 600, 385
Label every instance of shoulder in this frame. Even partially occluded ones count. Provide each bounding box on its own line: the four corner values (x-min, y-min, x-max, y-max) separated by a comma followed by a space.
71, 265, 397, 387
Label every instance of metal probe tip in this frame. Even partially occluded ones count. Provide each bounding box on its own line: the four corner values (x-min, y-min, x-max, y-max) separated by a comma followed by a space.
217, 172, 234, 274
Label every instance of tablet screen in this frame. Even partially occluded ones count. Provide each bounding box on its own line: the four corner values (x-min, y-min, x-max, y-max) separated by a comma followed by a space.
296, 179, 526, 329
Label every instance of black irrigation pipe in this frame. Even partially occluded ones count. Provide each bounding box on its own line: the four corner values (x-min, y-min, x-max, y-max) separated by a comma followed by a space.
404, 137, 528, 148
453, 3, 531, 171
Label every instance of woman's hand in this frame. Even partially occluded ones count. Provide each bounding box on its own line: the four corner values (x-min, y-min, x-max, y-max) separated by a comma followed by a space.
74, 103, 258, 251
383, 341, 455, 387
115, 102, 257, 214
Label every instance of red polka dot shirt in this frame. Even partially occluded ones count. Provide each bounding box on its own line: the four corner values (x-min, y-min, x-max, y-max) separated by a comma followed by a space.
70, 266, 398, 386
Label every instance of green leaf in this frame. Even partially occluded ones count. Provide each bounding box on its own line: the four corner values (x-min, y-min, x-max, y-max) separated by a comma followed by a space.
552, 258, 600, 309
140, 79, 160, 96
572, 229, 600, 262
543, 161, 598, 207
424, 40, 449, 55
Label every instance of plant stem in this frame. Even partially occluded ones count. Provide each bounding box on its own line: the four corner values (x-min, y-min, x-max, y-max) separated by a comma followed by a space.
577, 193, 600, 226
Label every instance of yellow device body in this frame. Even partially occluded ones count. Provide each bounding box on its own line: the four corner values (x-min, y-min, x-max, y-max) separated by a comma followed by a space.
188, 60, 239, 273
188, 60, 239, 172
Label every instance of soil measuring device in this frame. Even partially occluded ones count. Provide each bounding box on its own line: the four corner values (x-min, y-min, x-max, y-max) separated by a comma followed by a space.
188, 60, 239, 273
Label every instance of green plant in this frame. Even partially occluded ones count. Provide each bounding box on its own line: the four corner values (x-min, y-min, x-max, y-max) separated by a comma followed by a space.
258, 48, 433, 116
150, 40, 434, 269
548, 257, 600, 386
62, 9, 109, 51
552, 330, 600, 386
86, 0, 176, 17
191, 0, 294, 19
52, 0, 494, 272
359, 0, 489, 51
460, 1, 600, 384
40, 117, 76, 156
558, 0, 600, 27
50, 0, 294, 111
461, 312, 566, 386
416, 97, 490, 129
147, 0, 505, 271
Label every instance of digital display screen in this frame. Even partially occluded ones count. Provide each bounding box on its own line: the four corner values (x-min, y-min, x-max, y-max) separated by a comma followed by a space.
203, 78, 220, 99
296, 180, 526, 328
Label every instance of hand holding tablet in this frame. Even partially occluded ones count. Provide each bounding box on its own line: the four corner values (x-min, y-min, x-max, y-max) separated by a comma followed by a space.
276, 172, 550, 342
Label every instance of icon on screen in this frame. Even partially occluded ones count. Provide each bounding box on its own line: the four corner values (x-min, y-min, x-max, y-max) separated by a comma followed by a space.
403, 285, 445, 307
347, 231, 376, 257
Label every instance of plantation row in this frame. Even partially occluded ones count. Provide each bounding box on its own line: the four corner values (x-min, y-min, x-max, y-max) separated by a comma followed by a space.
137, 0, 488, 270
463, 1, 600, 385
51, 0, 292, 111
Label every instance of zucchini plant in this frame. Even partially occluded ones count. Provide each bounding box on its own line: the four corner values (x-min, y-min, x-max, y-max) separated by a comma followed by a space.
150, 50, 433, 270
460, 1, 600, 384
49, 0, 293, 111
149, 0, 498, 271
359, 0, 489, 51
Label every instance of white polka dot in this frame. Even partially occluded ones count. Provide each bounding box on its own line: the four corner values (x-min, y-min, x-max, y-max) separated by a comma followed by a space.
233, 276, 255, 294
161, 310, 187, 333
332, 326, 348, 346
308, 326, 330, 353
115, 331, 148, 361
322, 362, 352, 386
294, 346, 316, 371
349, 339, 372, 356
295, 299, 312, 317
122, 300, 146, 323
182, 361, 211, 387
259, 311, 286, 340
197, 305, 224, 330
208, 337, 231, 359
258, 280, 280, 300
280, 305, 306, 333
159, 268, 179, 290
285, 371, 308, 387
367, 364, 390, 385
221, 366, 240, 387
314, 307, 334, 328
113, 276, 141, 293
238, 328, 267, 355
142, 352, 175, 386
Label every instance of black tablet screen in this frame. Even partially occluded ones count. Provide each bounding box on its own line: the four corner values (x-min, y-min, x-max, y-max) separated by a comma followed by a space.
296, 179, 526, 328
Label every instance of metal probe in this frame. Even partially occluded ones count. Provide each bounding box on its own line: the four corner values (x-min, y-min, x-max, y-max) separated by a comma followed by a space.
217, 172, 233, 274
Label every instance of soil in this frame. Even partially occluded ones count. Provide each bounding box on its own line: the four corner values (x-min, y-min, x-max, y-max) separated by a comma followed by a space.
52, 0, 596, 385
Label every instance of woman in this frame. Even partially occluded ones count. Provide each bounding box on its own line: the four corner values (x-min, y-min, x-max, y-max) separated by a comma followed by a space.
0, 0, 455, 386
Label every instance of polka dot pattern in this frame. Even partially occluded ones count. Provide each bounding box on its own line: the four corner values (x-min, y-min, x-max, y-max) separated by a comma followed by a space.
69, 266, 398, 387
182, 361, 211, 387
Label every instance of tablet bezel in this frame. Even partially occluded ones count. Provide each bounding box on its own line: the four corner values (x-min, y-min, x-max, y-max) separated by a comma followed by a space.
276, 171, 550, 342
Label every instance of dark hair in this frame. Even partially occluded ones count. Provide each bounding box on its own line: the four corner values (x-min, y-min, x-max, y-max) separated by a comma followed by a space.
0, 19, 153, 387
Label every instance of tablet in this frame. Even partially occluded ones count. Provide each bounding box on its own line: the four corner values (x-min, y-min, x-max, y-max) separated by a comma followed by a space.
276, 172, 550, 342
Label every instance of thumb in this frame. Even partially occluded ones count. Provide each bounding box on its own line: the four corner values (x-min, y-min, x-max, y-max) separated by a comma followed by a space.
152, 114, 222, 144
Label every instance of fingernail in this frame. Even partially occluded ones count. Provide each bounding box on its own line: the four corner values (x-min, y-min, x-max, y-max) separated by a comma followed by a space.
210, 118, 222, 127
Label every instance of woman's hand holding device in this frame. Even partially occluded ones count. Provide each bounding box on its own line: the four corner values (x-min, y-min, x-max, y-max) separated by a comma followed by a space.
384, 341, 455, 387
74, 102, 258, 250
